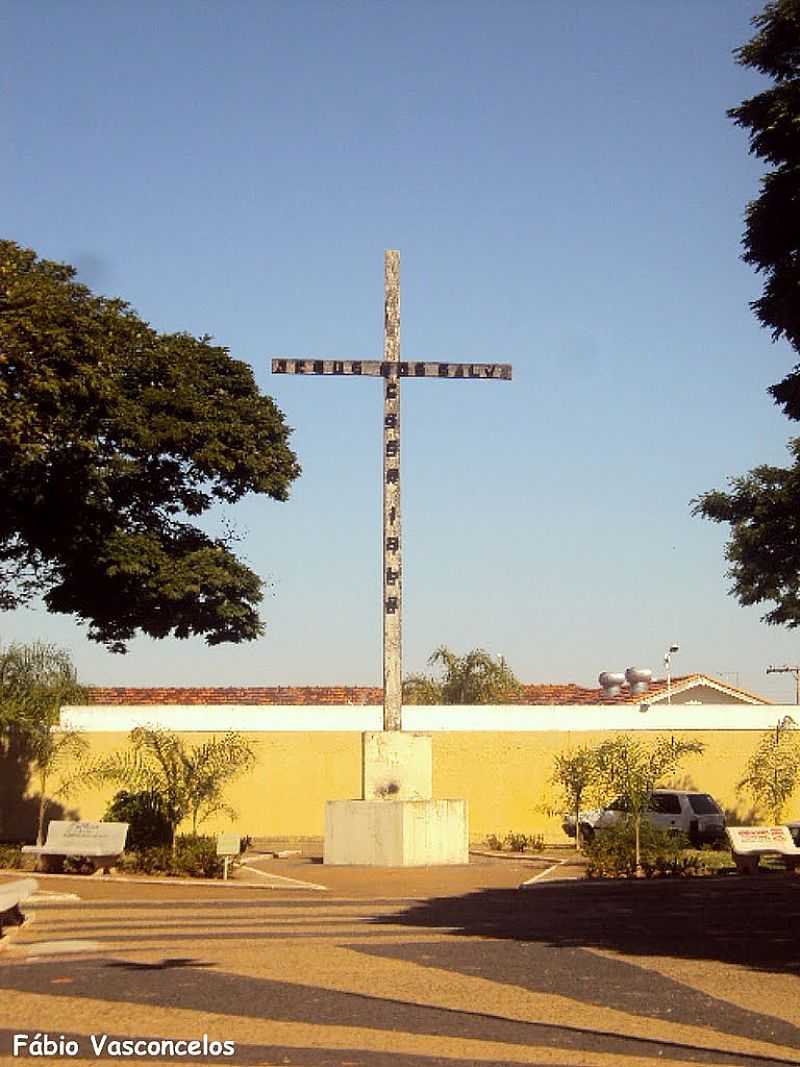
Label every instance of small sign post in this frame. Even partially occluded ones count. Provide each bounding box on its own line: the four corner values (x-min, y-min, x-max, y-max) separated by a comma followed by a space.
216, 833, 241, 881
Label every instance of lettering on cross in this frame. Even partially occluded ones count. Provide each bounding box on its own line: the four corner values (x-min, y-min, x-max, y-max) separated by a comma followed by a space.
271, 251, 512, 731
274, 359, 511, 380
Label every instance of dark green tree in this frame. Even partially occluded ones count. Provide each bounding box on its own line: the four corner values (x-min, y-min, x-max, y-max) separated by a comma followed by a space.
403, 646, 523, 704
693, 2, 800, 625
0, 241, 300, 650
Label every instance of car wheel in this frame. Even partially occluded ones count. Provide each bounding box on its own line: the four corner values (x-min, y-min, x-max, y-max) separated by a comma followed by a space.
579, 823, 595, 844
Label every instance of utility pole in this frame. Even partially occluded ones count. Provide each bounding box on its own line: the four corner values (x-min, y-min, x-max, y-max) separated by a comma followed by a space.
766, 665, 800, 705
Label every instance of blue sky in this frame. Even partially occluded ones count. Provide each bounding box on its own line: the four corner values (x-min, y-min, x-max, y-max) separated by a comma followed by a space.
4, 0, 800, 701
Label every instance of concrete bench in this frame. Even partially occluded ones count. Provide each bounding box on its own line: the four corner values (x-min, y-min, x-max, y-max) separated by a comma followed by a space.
726, 826, 800, 873
22, 821, 129, 874
0, 878, 38, 935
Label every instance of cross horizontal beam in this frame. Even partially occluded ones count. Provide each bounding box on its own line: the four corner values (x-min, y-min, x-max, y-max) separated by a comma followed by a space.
272, 359, 512, 380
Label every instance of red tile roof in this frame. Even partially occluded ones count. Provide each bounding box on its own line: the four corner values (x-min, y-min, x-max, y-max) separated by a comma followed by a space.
84, 674, 770, 706
86, 686, 384, 706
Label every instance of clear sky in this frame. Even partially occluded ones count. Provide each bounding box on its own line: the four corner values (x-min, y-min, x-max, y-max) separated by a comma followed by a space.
4, 0, 799, 702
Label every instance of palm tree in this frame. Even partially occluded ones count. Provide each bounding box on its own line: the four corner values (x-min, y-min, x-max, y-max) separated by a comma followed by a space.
29, 727, 90, 846
403, 646, 523, 705
0, 642, 88, 843
93, 727, 256, 853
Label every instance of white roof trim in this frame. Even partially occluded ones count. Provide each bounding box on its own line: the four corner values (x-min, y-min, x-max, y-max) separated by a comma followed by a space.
646, 675, 767, 706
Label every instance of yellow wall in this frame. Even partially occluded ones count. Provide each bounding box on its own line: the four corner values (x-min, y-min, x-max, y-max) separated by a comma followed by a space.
32, 728, 793, 844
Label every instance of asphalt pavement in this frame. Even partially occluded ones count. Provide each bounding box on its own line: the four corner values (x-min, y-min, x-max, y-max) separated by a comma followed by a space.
2, 852, 800, 1066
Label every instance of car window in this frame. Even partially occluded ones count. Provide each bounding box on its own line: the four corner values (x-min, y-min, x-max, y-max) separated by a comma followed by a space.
606, 796, 628, 812
648, 794, 681, 814
688, 794, 721, 815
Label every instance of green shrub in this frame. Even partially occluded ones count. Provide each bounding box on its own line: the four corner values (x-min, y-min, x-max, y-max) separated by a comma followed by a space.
506, 832, 545, 853
103, 790, 173, 851
0, 844, 23, 869
176, 835, 224, 878
120, 835, 224, 879
485, 832, 546, 853
584, 821, 704, 878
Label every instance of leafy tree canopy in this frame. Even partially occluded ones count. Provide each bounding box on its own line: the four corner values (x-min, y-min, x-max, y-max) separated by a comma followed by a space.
693, 1, 800, 626
0, 241, 300, 650
403, 646, 523, 705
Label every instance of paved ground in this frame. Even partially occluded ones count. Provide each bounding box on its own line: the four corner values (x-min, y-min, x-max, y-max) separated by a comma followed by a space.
2, 852, 800, 1066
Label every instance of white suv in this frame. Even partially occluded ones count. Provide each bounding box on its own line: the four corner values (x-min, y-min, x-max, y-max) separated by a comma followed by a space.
562, 789, 726, 845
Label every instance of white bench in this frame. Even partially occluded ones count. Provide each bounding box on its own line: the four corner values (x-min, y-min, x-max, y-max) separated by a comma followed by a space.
22, 821, 129, 874
726, 826, 800, 873
0, 877, 38, 934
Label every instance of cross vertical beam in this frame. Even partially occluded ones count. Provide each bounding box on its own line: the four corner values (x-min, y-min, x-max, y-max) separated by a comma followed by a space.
270, 251, 512, 736
383, 251, 402, 731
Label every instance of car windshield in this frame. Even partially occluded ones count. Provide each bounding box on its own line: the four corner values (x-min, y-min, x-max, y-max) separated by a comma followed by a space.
605, 796, 628, 812
688, 794, 721, 815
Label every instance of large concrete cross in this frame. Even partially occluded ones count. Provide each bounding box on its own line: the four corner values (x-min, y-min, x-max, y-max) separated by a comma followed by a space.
272, 250, 511, 732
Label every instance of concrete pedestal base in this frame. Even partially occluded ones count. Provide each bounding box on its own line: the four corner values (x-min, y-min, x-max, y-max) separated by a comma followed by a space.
324, 798, 469, 866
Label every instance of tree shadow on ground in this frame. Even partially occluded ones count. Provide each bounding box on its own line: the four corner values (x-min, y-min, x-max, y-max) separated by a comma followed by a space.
0, 957, 788, 1066
0, 1030, 635, 1067
371, 875, 800, 975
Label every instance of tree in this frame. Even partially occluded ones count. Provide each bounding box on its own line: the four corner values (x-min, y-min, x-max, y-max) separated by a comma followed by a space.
693, 2, 800, 625
593, 735, 704, 872
102, 790, 173, 851
738, 715, 799, 821
0, 641, 89, 844
403, 646, 523, 705
0, 640, 86, 731
551, 746, 598, 852
28, 727, 89, 848
0, 241, 301, 651
93, 727, 257, 851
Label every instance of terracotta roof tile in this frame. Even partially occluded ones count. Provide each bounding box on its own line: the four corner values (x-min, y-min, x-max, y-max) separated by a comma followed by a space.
82, 674, 769, 707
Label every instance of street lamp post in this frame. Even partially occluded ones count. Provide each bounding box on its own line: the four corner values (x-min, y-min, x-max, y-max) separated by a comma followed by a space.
664, 644, 680, 705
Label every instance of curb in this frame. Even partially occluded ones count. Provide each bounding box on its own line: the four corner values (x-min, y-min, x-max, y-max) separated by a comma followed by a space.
1, 867, 321, 890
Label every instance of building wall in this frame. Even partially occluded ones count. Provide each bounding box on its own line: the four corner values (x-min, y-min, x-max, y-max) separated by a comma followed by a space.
665, 685, 760, 705
45, 703, 796, 843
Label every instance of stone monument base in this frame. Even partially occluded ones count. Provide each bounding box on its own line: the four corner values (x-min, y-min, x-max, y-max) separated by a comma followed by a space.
324, 798, 469, 866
